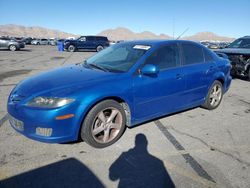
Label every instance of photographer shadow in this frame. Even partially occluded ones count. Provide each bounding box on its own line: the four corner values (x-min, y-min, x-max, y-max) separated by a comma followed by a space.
109, 133, 175, 188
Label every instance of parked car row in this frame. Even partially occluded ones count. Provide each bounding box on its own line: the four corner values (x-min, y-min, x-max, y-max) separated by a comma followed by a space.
31, 38, 65, 46
200, 41, 231, 49
0, 36, 25, 51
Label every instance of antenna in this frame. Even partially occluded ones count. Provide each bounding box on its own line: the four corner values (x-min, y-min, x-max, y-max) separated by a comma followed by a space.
176, 27, 189, 40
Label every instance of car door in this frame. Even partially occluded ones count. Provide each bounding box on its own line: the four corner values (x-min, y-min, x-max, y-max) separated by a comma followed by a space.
0, 38, 4, 48
85, 36, 96, 49
180, 42, 217, 105
0, 38, 8, 48
77, 36, 87, 49
133, 43, 186, 121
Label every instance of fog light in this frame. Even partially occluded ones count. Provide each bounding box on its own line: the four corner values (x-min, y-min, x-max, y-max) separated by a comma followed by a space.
36, 127, 52, 137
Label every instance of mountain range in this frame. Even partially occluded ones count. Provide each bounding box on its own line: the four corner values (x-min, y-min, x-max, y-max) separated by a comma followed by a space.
0, 24, 235, 41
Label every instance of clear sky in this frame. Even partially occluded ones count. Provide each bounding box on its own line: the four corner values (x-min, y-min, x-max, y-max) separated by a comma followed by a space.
0, 0, 249, 38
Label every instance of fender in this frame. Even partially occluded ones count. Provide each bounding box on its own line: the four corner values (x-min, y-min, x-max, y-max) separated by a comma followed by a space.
210, 71, 226, 91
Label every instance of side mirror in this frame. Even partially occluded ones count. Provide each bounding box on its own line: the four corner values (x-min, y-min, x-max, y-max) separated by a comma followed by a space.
141, 64, 159, 75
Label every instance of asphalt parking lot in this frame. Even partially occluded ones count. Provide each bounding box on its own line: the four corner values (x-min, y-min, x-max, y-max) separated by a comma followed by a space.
0, 45, 250, 188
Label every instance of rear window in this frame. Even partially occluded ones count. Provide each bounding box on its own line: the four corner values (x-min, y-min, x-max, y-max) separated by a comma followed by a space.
182, 43, 204, 65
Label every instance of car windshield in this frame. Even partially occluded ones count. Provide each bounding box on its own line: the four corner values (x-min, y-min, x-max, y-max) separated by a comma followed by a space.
84, 43, 149, 72
228, 38, 250, 49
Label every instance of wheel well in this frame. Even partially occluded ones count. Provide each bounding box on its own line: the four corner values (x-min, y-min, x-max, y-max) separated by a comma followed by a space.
96, 45, 103, 49
93, 97, 131, 126
216, 78, 224, 86
79, 96, 131, 133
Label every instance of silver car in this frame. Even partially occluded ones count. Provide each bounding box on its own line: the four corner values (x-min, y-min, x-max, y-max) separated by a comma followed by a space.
31, 38, 49, 45
0, 37, 25, 51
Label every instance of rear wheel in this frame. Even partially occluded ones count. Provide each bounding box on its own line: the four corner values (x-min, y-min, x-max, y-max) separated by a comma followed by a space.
203, 80, 223, 110
68, 45, 75, 52
81, 100, 126, 148
9, 45, 17, 51
96, 45, 104, 52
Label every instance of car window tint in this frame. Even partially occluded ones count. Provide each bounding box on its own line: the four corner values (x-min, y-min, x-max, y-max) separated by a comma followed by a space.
96, 37, 106, 41
87, 36, 95, 41
182, 43, 204, 65
203, 48, 214, 62
241, 39, 250, 48
146, 44, 179, 70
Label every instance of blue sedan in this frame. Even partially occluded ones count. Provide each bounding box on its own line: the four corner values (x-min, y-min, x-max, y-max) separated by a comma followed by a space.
7, 40, 232, 148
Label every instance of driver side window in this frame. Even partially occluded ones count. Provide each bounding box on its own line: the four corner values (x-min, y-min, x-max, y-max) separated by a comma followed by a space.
145, 43, 180, 70
79, 37, 86, 42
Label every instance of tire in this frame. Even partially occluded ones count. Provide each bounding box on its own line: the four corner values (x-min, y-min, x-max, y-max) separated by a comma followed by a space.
96, 45, 104, 52
68, 45, 75, 52
202, 80, 223, 110
248, 69, 250, 81
37, 42, 40, 45
81, 100, 126, 148
9, 45, 17, 51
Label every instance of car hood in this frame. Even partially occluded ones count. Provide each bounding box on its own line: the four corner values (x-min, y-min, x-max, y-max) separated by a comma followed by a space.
215, 48, 250, 55
64, 39, 77, 43
13, 64, 118, 97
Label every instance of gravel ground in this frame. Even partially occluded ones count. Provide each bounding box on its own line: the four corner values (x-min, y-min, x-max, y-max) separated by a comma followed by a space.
0, 45, 250, 188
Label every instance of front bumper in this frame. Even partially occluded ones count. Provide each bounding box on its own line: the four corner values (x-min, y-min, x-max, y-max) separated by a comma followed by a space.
7, 100, 86, 143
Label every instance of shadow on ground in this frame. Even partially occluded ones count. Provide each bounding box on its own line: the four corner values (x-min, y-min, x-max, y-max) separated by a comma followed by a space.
0, 158, 105, 188
109, 133, 175, 188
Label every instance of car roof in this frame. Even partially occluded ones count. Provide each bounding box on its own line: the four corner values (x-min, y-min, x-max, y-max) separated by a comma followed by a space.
81, 36, 107, 38
120, 39, 200, 47
242, 36, 250, 39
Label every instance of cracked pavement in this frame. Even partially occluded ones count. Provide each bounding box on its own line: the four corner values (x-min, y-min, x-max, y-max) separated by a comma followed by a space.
0, 46, 250, 188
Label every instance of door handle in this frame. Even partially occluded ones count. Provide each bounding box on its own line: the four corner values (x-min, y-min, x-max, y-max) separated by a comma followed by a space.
176, 73, 182, 80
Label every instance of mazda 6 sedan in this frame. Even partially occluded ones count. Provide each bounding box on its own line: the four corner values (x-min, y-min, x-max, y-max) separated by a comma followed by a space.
7, 40, 232, 148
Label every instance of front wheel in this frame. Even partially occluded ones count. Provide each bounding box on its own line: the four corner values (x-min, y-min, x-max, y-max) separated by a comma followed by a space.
68, 45, 75, 52
202, 80, 223, 110
81, 100, 126, 148
9, 45, 17, 51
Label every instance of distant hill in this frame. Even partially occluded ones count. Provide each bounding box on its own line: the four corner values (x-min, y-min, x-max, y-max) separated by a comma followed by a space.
182, 32, 235, 42
0, 24, 235, 41
98, 27, 171, 41
0, 24, 77, 38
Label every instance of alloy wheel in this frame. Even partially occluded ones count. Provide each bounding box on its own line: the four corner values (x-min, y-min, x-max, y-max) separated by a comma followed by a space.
209, 83, 222, 107
91, 107, 122, 144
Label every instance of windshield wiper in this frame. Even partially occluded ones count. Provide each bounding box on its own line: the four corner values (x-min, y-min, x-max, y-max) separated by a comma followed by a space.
88, 63, 109, 72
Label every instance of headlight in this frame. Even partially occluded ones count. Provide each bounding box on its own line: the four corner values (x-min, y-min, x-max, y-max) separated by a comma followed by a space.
26, 97, 75, 108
